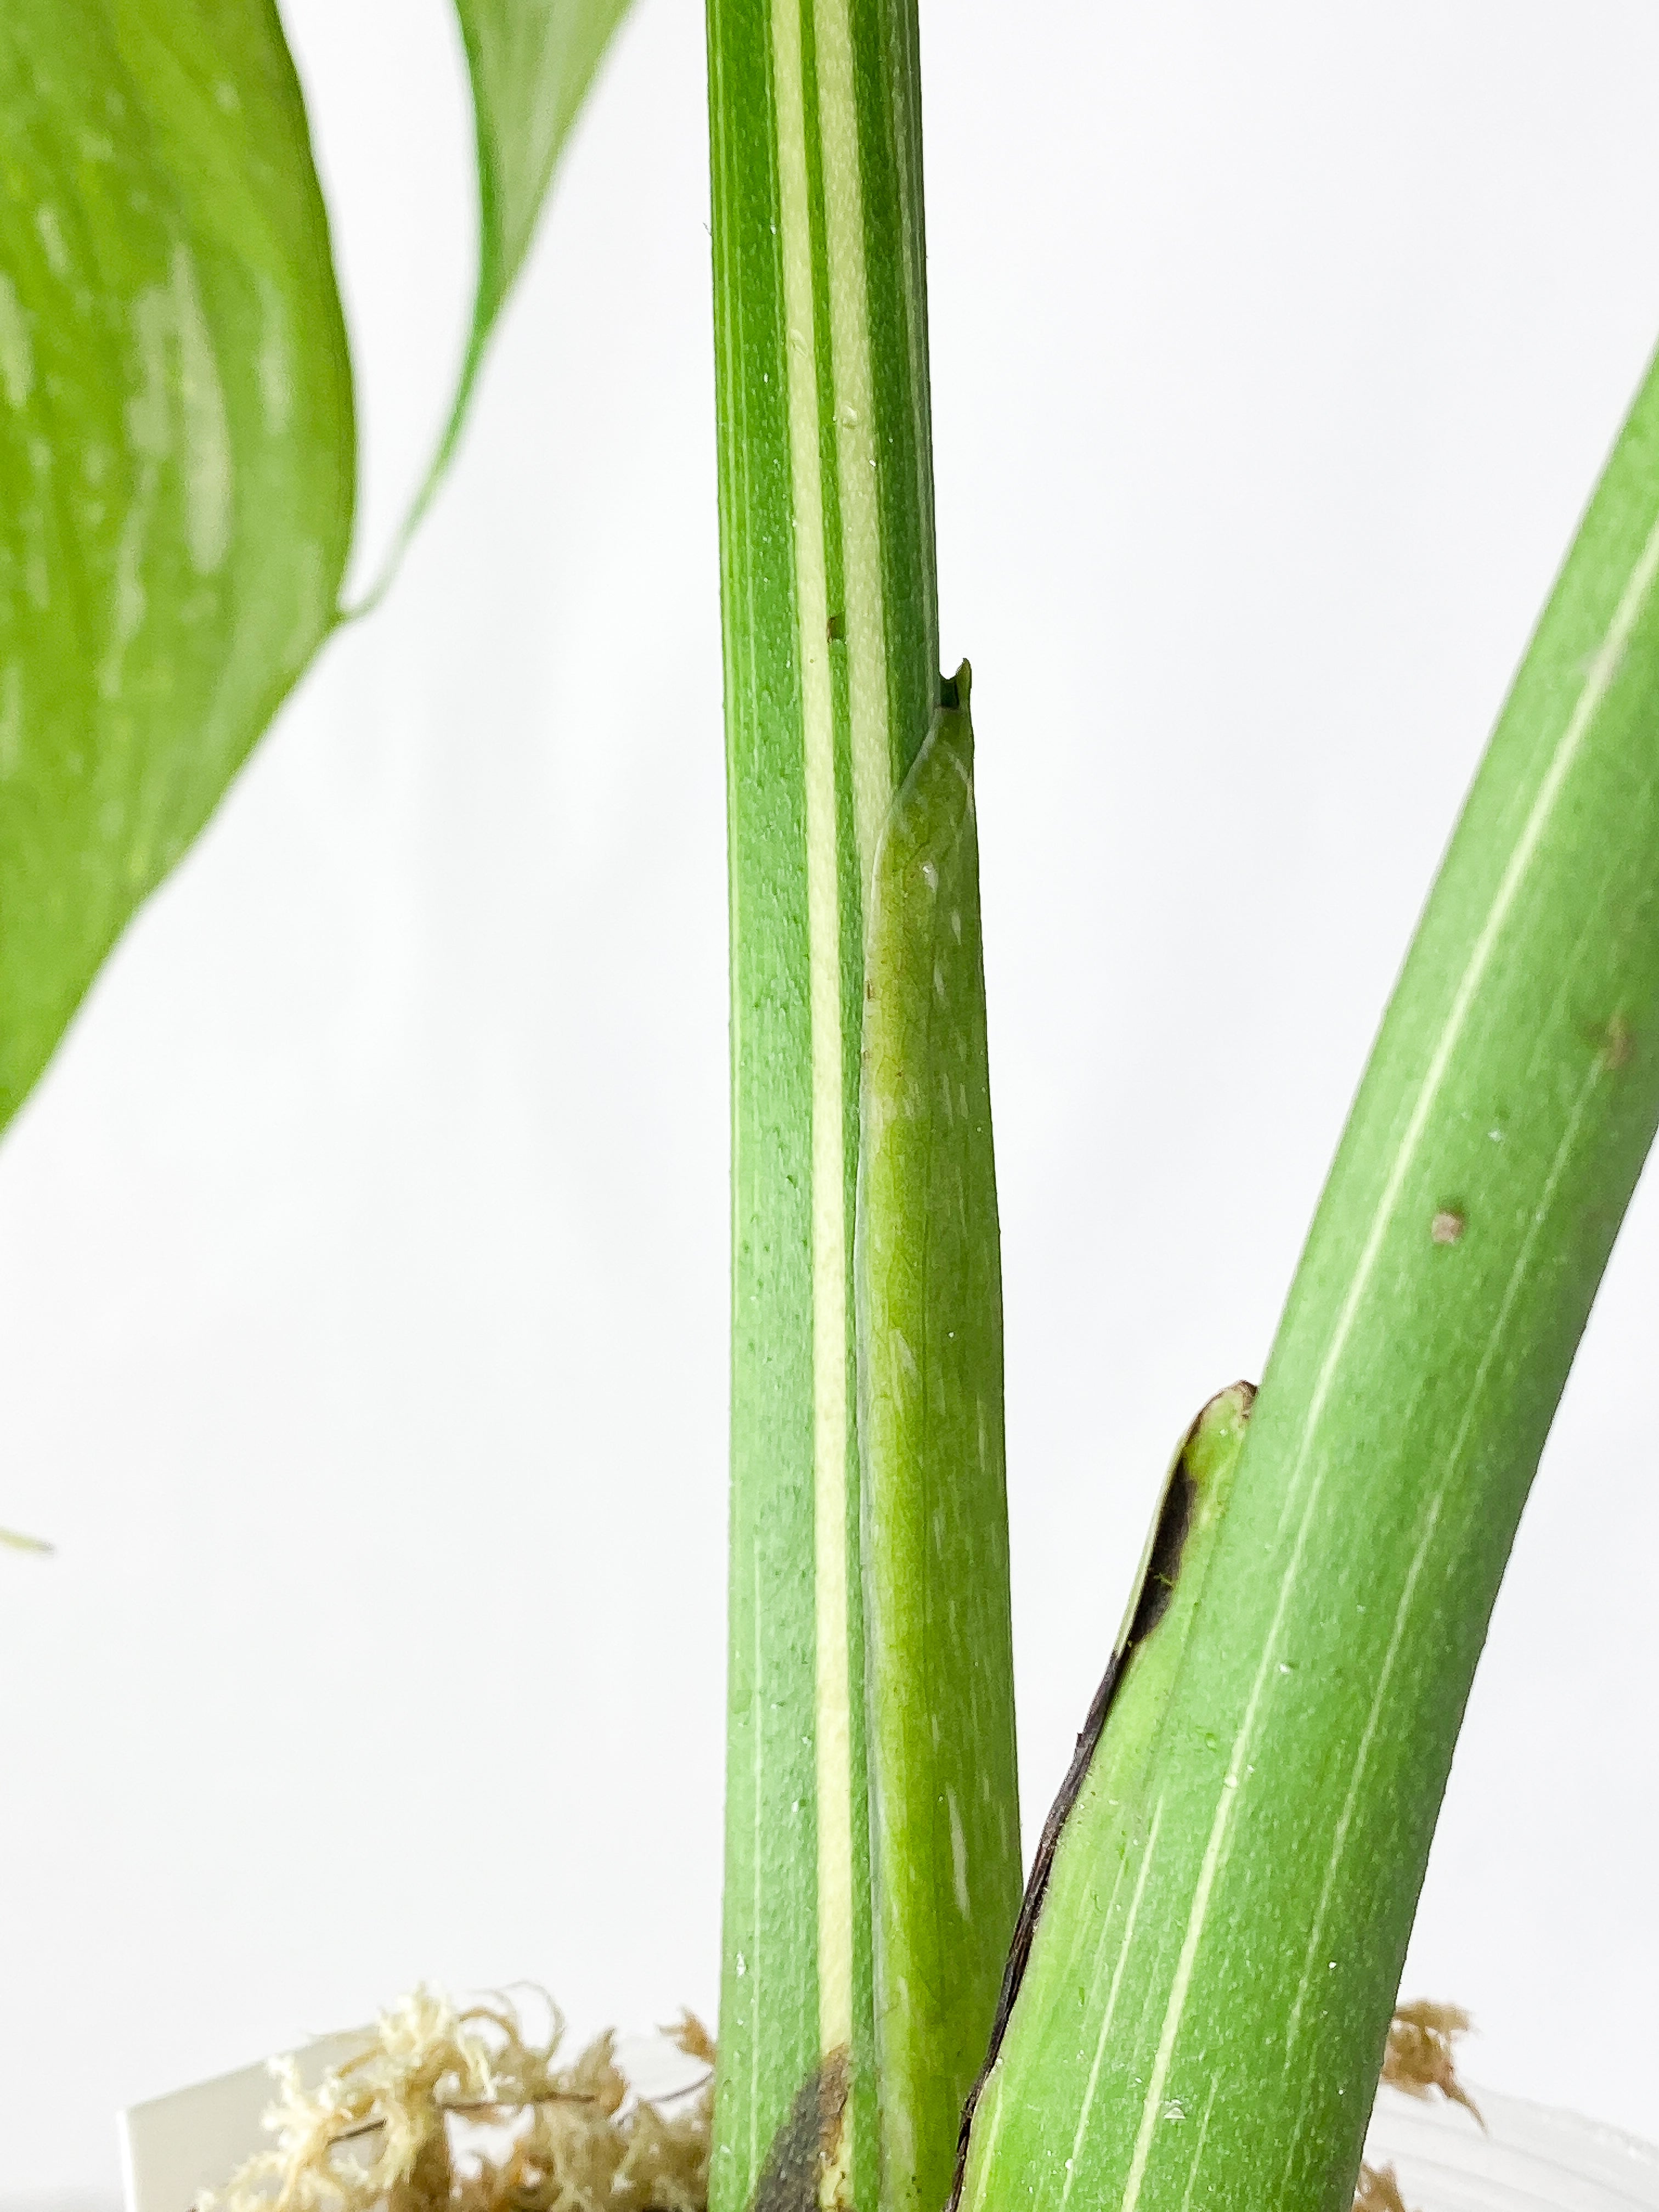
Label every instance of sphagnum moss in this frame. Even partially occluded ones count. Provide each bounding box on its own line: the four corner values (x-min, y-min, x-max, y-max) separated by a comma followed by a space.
205, 1984, 1472, 2212
201, 1988, 713, 2212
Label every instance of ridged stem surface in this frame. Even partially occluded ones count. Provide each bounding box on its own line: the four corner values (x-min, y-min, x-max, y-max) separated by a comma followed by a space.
704, 11, 1019, 2212
962, 346, 1659, 2212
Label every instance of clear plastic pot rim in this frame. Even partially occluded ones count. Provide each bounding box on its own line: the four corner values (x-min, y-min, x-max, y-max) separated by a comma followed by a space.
1366, 2083, 1659, 2212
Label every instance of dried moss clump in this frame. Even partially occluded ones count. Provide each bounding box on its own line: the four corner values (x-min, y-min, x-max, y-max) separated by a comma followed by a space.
1379, 2001, 1480, 2121
200, 1986, 713, 2212
1353, 2162, 1409, 2212
1353, 1999, 1479, 2212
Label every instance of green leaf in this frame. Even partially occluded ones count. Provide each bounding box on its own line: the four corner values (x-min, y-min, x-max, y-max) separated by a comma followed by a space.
0, 0, 353, 1124
363, 0, 636, 589
0, 0, 637, 1127
456, 0, 633, 347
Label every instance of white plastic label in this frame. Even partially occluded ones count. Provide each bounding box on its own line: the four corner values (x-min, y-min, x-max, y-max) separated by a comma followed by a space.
119, 2029, 374, 2212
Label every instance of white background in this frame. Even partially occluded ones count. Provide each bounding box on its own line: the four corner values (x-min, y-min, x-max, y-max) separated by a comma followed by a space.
2, 1, 1657, 2198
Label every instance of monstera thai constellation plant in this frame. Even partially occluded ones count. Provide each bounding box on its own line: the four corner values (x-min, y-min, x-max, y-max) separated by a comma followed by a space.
3, 6, 1656, 2212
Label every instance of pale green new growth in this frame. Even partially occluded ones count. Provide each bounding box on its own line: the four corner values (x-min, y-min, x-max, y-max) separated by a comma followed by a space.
857, 666, 1020, 2212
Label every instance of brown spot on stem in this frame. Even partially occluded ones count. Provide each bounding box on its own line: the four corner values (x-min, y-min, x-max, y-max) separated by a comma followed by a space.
1431, 1209, 1465, 1245
1604, 1014, 1633, 1069
826, 613, 845, 643
749, 2049, 851, 2212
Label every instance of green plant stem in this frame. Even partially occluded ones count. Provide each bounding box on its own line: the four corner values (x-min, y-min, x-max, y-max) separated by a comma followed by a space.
857, 669, 1021, 2212
948, 1385, 1253, 2212
703, 9, 1018, 2212
961, 345, 1659, 2212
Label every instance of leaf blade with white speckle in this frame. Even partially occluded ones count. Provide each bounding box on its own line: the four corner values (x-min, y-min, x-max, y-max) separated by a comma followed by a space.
0, 0, 353, 1121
